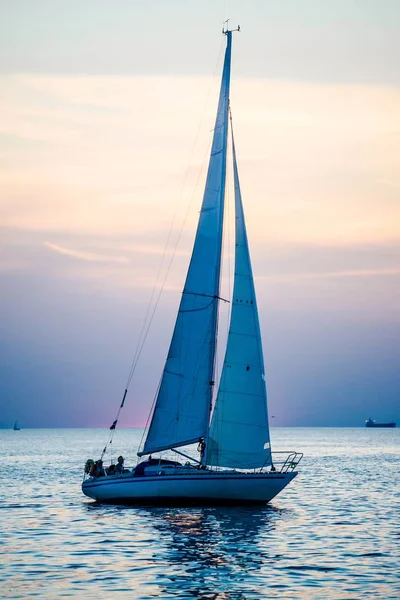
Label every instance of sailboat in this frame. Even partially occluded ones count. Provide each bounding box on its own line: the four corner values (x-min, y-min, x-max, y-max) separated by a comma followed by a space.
82, 27, 302, 504
13, 420, 20, 431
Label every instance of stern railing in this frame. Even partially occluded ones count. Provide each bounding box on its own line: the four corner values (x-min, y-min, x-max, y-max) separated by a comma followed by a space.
269, 451, 303, 473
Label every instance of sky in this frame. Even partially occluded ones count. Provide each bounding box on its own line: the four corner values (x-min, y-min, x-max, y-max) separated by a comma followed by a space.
0, 0, 399, 429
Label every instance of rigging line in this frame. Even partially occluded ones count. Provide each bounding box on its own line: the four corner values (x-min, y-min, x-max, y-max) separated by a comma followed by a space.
112, 105, 218, 458
223, 0, 230, 25
140, 311, 216, 459
100, 40, 227, 458
125, 138, 214, 389
125, 134, 214, 383
212, 107, 233, 443
227, 105, 232, 324
225, 110, 233, 306
121, 37, 226, 390
124, 48, 225, 390
136, 373, 163, 460
106, 133, 215, 459
214, 110, 232, 392
127, 33, 228, 362
124, 38, 226, 389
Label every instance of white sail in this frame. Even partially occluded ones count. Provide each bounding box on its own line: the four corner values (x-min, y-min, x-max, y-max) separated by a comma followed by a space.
207, 117, 272, 469
140, 32, 233, 456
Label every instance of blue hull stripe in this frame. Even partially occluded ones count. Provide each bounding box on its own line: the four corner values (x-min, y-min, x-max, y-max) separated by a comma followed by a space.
82, 474, 288, 490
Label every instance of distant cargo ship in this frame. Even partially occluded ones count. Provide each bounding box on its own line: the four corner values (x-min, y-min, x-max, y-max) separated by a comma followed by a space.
365, 418, 396, 428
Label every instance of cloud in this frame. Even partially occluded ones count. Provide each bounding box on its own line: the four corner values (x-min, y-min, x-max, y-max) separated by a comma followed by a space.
1, 74, 399, 249
258, 268, 400, 282
43, 241, 129, 264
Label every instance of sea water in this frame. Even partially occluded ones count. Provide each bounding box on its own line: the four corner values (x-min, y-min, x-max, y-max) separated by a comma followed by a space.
1, 427, 399, 599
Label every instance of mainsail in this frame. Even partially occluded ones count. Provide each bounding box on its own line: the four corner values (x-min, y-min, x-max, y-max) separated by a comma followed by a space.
207, 115, 272, 469
140, 32, 233, 456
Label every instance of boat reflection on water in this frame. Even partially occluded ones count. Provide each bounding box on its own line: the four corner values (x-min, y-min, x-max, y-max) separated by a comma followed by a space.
84, 500, 287, 597
142, 505, 284, 598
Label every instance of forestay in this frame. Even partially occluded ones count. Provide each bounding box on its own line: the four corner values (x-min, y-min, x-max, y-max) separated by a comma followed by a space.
140, 32, 233, 456
207, 118, 272, 469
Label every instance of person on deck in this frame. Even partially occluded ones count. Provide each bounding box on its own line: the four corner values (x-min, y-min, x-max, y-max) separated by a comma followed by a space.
95, 459, 105, 477
107, 463, 116, 475
115, 455, 125, 474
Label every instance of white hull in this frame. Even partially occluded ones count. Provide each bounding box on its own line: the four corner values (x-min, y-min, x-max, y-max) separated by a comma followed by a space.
82, 470, 297, 505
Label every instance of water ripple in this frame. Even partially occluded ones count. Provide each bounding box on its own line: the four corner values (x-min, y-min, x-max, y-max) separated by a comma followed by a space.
1, 427, 399, 599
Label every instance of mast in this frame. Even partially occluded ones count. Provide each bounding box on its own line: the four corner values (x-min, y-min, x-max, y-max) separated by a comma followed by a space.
206, 110, 272, 469
139, 30, 235, 457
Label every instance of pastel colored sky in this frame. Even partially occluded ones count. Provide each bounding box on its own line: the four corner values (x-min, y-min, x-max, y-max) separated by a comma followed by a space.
1, 0, 399, 428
